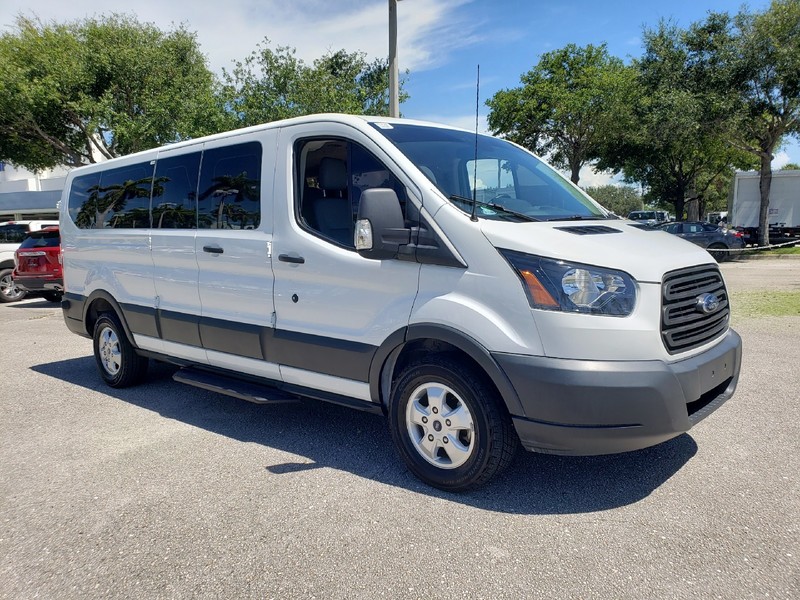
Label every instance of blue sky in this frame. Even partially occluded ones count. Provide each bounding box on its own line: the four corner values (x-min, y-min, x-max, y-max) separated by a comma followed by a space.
4, 0, 797, 183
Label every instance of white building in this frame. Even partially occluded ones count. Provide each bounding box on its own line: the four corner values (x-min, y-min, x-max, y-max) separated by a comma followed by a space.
0, 162, 68, 222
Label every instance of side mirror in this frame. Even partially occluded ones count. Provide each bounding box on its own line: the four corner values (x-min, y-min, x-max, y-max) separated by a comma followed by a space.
355, 188, 411, 260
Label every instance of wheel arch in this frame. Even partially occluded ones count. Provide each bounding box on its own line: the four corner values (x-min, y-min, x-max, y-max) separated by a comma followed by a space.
369, 323, 525, 417
82, 290, 139, 348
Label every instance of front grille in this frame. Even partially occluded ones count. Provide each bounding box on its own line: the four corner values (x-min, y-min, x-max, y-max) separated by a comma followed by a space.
661, 265, 729, 354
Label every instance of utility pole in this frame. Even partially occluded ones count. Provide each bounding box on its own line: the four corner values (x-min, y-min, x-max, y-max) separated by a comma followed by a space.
389, 0, 400, 118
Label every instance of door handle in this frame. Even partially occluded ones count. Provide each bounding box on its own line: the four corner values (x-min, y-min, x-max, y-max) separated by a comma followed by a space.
278, 254, 305, 264
203, 245, 224, 254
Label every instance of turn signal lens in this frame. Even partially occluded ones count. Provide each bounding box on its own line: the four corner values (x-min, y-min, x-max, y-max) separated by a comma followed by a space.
519, 270, 559, 308
355, 219, 373, 250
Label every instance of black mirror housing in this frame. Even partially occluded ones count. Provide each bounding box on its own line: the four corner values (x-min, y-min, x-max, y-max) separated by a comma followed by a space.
356, 188, 411, 260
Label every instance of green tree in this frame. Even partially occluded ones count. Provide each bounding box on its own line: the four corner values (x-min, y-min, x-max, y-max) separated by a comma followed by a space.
222, 40, 406, 128
583, 185, 643, 216
726, 0, 800, 245
596, 21, 752, 221
487, 43, 635, 184
0, 14, 224, 170
780, 162, 800, 170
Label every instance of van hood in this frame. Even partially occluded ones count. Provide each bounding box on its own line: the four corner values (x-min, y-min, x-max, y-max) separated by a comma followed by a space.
479, 220, 714, 282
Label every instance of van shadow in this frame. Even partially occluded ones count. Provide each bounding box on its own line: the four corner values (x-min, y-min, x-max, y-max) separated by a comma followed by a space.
32, 357, 698, 514
6, 298, 62, 309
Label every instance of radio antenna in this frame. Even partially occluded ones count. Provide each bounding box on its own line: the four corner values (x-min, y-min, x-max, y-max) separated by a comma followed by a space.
470, 64, 480, 222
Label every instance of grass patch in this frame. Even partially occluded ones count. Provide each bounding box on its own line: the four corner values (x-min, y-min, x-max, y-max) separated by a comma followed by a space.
766, 246, 800, 255
741, 244, 800, 256
730, 290, 800, 320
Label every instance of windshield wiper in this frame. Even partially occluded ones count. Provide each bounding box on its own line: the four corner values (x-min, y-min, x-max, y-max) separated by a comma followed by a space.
449, 195, 539, 222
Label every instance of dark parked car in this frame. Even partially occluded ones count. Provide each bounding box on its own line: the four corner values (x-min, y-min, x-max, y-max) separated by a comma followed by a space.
656, 221, 744, 260
12, 226, 63, 303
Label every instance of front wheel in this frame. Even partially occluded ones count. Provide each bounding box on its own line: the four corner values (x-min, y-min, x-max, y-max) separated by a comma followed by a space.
0, 268, 26, 303
388, 356, 518, 491
93, 313, 148, 388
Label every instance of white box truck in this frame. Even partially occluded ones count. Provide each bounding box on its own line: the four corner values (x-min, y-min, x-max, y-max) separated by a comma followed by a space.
729, 170, 800, 244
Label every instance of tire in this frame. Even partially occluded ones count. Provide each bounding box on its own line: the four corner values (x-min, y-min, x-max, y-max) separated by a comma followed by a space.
0, 268, 26, 303
43, 291, 62, 303
707, 243, 727, 262
388, 356, 518, 492
93, 312, 148, 388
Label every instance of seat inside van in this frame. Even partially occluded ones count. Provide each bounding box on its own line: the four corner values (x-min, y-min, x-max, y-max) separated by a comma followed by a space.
305, 157, 354, 246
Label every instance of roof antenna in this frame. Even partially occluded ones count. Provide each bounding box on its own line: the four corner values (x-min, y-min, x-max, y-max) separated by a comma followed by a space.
470, 64, 480, 223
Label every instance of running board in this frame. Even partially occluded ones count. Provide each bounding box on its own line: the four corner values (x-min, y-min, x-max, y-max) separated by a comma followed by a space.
173, 367, 299, 405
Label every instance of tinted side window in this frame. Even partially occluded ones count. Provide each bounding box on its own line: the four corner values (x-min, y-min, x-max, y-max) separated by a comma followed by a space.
98, 163, 154, 228
69, 173, 102, 229
197, 142, 262, 230
152, 152, 201, 229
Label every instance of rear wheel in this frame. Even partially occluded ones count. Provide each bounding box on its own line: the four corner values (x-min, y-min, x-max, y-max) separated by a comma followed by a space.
43, 291, 62, 303
0, 268, 26, 303
93, 312, 148, 388
388, 356, 518, 491
708, 243, 727, 262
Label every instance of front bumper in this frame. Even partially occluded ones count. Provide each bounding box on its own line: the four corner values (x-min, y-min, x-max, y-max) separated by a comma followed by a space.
494, 329, 742, 455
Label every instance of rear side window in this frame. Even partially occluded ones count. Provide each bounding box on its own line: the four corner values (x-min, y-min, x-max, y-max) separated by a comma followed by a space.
197, 142, 262, 229
68, 173, 101, 227
70, 163, 154, 228
19, 229, 60, 248
152, 152, 201, 229
100, 163, 154, 228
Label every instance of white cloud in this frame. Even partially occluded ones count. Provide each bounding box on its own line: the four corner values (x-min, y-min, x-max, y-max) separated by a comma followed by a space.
576, 165, 623, 188
413, 113, 490, 133
772, 150, 790, 169
3, 0, 478, 74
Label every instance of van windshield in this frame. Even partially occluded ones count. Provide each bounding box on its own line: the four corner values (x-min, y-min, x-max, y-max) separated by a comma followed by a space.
371, 123, 607, 222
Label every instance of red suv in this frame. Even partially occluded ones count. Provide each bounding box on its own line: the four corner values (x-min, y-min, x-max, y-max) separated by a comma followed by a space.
12, 226, 63, 303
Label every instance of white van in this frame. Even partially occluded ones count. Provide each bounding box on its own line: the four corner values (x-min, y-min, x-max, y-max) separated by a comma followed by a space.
59, 114, 742, 491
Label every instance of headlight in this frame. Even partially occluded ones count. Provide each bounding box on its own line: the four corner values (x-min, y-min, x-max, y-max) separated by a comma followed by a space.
499, 249, 637, 316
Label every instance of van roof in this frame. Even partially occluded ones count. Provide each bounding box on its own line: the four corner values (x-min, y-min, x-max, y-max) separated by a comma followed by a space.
63, 113, 471, 178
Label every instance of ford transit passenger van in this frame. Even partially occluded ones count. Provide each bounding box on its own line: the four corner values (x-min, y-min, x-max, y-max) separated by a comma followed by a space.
60, 114, 742, 491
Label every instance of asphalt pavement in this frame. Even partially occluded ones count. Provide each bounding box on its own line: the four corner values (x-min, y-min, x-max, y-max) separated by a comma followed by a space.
1, 260, 798, 599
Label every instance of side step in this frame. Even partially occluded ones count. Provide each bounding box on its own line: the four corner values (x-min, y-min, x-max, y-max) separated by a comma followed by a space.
173, 367, 299, 405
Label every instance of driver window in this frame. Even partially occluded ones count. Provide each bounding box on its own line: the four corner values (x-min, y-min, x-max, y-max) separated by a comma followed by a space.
296, 138, 406, 248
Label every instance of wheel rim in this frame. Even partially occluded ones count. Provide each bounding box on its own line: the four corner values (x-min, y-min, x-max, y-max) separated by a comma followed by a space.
0, 273, 24, 301
405, 382, 475, 469
98, 325, 122, 376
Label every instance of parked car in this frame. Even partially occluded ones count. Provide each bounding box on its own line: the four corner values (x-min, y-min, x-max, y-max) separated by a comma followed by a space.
11, 226, 63, 303
627, 210, 670, 226
0, 220, 60, 303
656, 221, 744, 260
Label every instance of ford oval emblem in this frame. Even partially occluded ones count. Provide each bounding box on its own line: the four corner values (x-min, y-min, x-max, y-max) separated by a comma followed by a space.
696, 293, 720, 314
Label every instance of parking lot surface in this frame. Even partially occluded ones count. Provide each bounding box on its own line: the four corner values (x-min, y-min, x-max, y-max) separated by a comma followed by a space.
1, 260, 798, 599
